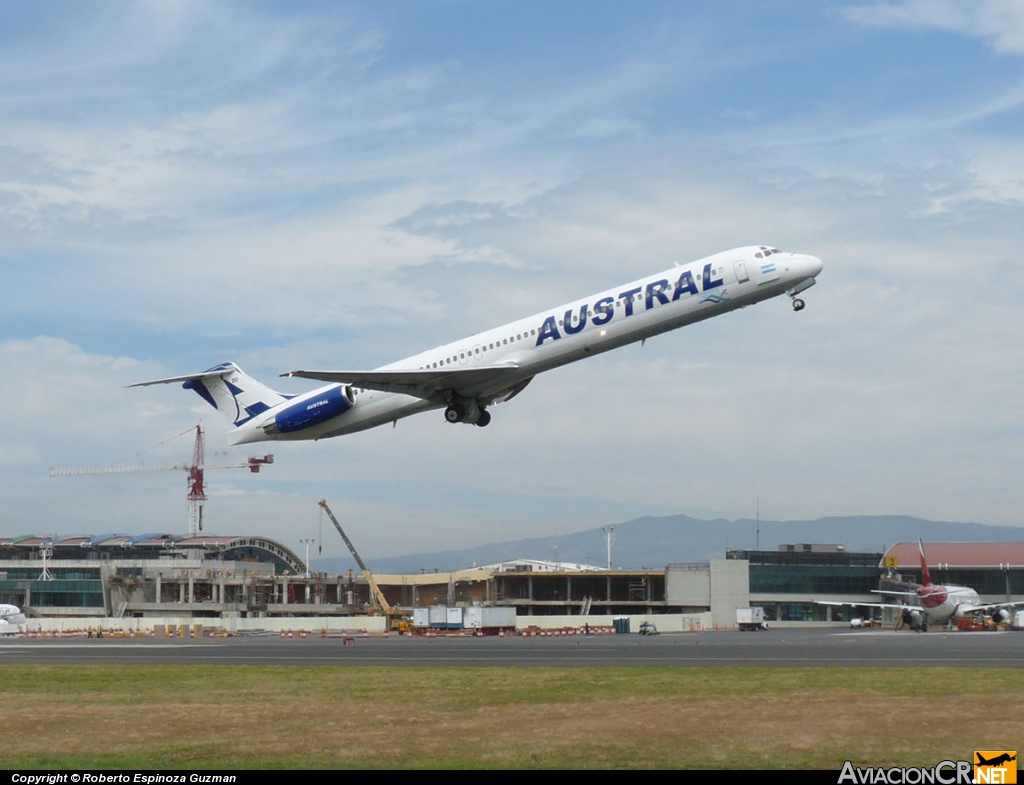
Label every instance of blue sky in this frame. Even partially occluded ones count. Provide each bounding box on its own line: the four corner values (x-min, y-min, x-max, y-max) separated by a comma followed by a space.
3, 1, 1024, 561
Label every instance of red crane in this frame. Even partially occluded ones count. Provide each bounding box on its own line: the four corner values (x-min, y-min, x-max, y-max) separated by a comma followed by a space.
50, 424, 273, 535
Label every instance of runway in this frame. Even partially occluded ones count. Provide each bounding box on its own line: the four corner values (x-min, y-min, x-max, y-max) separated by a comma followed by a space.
2, 628, 1023, 667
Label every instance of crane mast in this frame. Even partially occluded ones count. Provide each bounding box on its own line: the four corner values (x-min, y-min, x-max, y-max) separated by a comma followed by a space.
50, 425, 273, 535
188, 424, 206, 535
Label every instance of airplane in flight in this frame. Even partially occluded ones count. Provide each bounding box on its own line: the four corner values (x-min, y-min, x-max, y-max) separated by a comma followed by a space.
133, 245, 823, 444
0, 604, 26, 635
975, 753, 1017, 768
819, 540, 1022, 631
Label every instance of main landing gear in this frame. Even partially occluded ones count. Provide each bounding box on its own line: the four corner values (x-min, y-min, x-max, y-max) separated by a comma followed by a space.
791, 297, 805, 312
444, 400, 491, 427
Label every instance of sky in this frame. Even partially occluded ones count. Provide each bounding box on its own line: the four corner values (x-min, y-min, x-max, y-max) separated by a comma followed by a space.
2, 1, 1024, 562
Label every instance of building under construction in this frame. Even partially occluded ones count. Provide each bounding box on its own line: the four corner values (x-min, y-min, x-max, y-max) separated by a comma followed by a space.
0, 532, 689, 621
3, 534, 1024, 631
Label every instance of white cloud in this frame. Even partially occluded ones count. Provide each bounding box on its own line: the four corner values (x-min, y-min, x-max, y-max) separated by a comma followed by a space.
844, 0, 1024, 55
3, 4, 1024, 559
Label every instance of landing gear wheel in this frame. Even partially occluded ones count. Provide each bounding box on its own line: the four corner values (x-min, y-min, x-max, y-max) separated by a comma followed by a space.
445, 404, 464, 424
792, 298, 805, 312
475, 410, 491, 427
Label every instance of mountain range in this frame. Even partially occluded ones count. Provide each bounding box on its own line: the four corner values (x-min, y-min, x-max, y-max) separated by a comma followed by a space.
308, 513, 1024, 575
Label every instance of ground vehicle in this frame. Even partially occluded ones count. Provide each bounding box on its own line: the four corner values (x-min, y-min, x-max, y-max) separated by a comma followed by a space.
638, 621, 659, 636
850, 617, 881, 629
737, 607, 768, 631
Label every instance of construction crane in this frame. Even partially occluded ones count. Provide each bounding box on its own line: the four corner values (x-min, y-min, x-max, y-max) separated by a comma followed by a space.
50, 425, 273, 535
317, 497, 393, 616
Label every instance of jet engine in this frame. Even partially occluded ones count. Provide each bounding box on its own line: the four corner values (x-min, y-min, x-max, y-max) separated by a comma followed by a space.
269, 384, 355, 434
898, 608, 925, 631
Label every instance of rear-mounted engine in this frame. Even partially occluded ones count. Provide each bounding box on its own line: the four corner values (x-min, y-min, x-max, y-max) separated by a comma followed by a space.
269, 385, 355, 434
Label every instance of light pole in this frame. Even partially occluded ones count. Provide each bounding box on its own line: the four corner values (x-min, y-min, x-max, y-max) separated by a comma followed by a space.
602, 527, 614, 570
299, 538, 315, 579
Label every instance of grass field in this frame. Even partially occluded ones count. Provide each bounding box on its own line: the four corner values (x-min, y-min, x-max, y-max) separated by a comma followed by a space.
3, 665, 1023, 769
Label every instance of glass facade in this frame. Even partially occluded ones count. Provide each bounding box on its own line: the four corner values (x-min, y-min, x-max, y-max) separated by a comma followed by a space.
729, 549, 883, 596
0, 578, 104, 608
748, 565, 880, 595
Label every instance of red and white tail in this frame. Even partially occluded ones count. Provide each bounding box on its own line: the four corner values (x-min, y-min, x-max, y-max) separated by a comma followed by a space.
918, 538, 932, 587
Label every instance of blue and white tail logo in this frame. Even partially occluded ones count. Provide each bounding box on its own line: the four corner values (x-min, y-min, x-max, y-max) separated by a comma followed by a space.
183, 363, 290, 427
129, 362, 291, 429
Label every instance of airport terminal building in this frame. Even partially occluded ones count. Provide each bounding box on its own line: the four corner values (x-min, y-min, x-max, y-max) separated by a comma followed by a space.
3, 534, 1023, 630
0, 533, 305, 618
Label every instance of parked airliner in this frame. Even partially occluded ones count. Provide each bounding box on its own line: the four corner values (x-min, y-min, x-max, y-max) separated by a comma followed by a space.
133, 245, 823, 444
819, 540, 1022, 631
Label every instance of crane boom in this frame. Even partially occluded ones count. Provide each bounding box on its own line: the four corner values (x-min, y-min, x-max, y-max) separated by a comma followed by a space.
317, 497, 392, 614
49, 424, 273, 535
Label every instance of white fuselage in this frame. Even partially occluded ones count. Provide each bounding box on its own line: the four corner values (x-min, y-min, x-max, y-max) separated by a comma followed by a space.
0, 604, 26, 631
230, 246, 822, 443
916, 583, 981, 625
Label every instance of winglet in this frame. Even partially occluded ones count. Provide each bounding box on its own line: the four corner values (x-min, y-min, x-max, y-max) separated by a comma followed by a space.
918, 538, 932, 587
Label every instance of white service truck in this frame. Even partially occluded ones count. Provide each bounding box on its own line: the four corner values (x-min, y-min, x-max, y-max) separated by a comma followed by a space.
736, 607, 768, 631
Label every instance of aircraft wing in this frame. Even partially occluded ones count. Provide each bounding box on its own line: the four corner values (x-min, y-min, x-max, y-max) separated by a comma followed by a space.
815, 600, 911, 612
282, 364, 521, 401
955, 601, 1024, 616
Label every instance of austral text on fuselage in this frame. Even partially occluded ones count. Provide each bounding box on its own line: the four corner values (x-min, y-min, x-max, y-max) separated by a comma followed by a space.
535, 263, 724, 346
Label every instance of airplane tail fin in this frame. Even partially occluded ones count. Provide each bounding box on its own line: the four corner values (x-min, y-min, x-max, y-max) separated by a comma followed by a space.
130, 362, 289, 428
918, 538, 932, 587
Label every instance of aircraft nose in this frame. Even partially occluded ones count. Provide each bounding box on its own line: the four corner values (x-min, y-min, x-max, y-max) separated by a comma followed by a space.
797, 254, 823, 279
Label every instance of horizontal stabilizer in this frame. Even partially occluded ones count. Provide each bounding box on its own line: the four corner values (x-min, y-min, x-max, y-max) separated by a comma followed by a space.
128, 362, 240, 388
129, 363, 288, 429
283, 364, 520, 400
871, 589, 917, 597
